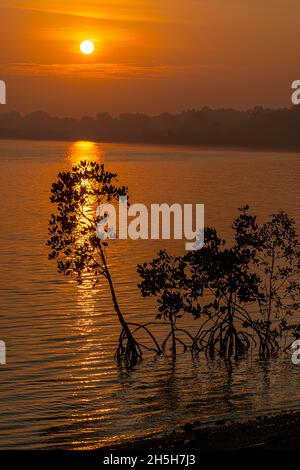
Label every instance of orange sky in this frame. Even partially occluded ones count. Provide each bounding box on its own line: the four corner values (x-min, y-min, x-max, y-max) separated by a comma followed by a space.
1, 0, 300, 115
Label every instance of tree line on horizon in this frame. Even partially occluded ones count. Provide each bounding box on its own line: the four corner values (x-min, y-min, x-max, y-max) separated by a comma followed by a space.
2, 105, 300, 149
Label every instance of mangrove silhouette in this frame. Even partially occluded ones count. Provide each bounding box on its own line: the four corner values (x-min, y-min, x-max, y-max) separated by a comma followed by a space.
48, 162, 300, 366
3, 105, 300, 149
47, 161, 161, 366
139, 207, 300, 359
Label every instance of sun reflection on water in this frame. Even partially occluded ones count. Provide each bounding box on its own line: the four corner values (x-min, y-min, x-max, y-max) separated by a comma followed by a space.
67, 141, 101, 165
65, 141, 103, 340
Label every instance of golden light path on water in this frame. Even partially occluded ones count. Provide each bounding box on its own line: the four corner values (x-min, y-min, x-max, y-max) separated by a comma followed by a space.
63, 141, 118, 445
68, 141, 101, 165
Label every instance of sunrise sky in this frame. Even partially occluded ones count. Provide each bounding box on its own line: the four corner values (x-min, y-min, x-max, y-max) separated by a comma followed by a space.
1, 0, 300, 116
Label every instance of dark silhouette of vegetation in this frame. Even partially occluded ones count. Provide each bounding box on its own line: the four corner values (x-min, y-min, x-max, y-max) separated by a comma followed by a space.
47, 161, 300, 363
3, 105, 300, 149
234, 207, 300, 355
47, 160, 161, 367
138, 207, 300, 360
138, 251, 193, 359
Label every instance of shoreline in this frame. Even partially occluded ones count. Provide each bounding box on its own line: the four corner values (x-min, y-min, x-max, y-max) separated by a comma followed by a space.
102, 409, 300, 453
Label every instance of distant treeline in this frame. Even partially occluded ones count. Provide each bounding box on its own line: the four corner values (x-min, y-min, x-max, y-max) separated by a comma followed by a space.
1, 106, 300, 148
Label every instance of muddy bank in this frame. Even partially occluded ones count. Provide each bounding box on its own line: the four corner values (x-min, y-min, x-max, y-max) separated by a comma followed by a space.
105, 410, 300, 453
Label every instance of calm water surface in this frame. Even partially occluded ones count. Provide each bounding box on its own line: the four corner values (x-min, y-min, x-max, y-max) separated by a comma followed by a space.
0, 140, 300, 449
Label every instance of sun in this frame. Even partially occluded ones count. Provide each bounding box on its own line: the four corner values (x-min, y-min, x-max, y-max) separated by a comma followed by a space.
80, 40, 95, 55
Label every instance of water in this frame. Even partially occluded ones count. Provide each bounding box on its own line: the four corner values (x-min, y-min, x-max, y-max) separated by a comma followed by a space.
0, 139, 300, 449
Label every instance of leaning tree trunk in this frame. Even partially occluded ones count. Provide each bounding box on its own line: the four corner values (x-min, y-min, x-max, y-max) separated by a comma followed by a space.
99, 243, 142, 365
170, 312, 177, 360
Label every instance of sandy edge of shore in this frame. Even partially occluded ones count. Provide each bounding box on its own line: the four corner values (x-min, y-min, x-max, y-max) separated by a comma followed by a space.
102, 410, 300, 452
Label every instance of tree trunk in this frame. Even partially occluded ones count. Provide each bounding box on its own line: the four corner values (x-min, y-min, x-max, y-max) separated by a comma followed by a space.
99, 244, 142, 364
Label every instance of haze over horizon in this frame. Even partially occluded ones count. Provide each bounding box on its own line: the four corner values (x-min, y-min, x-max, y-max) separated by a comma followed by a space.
1, 0, 300, 116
